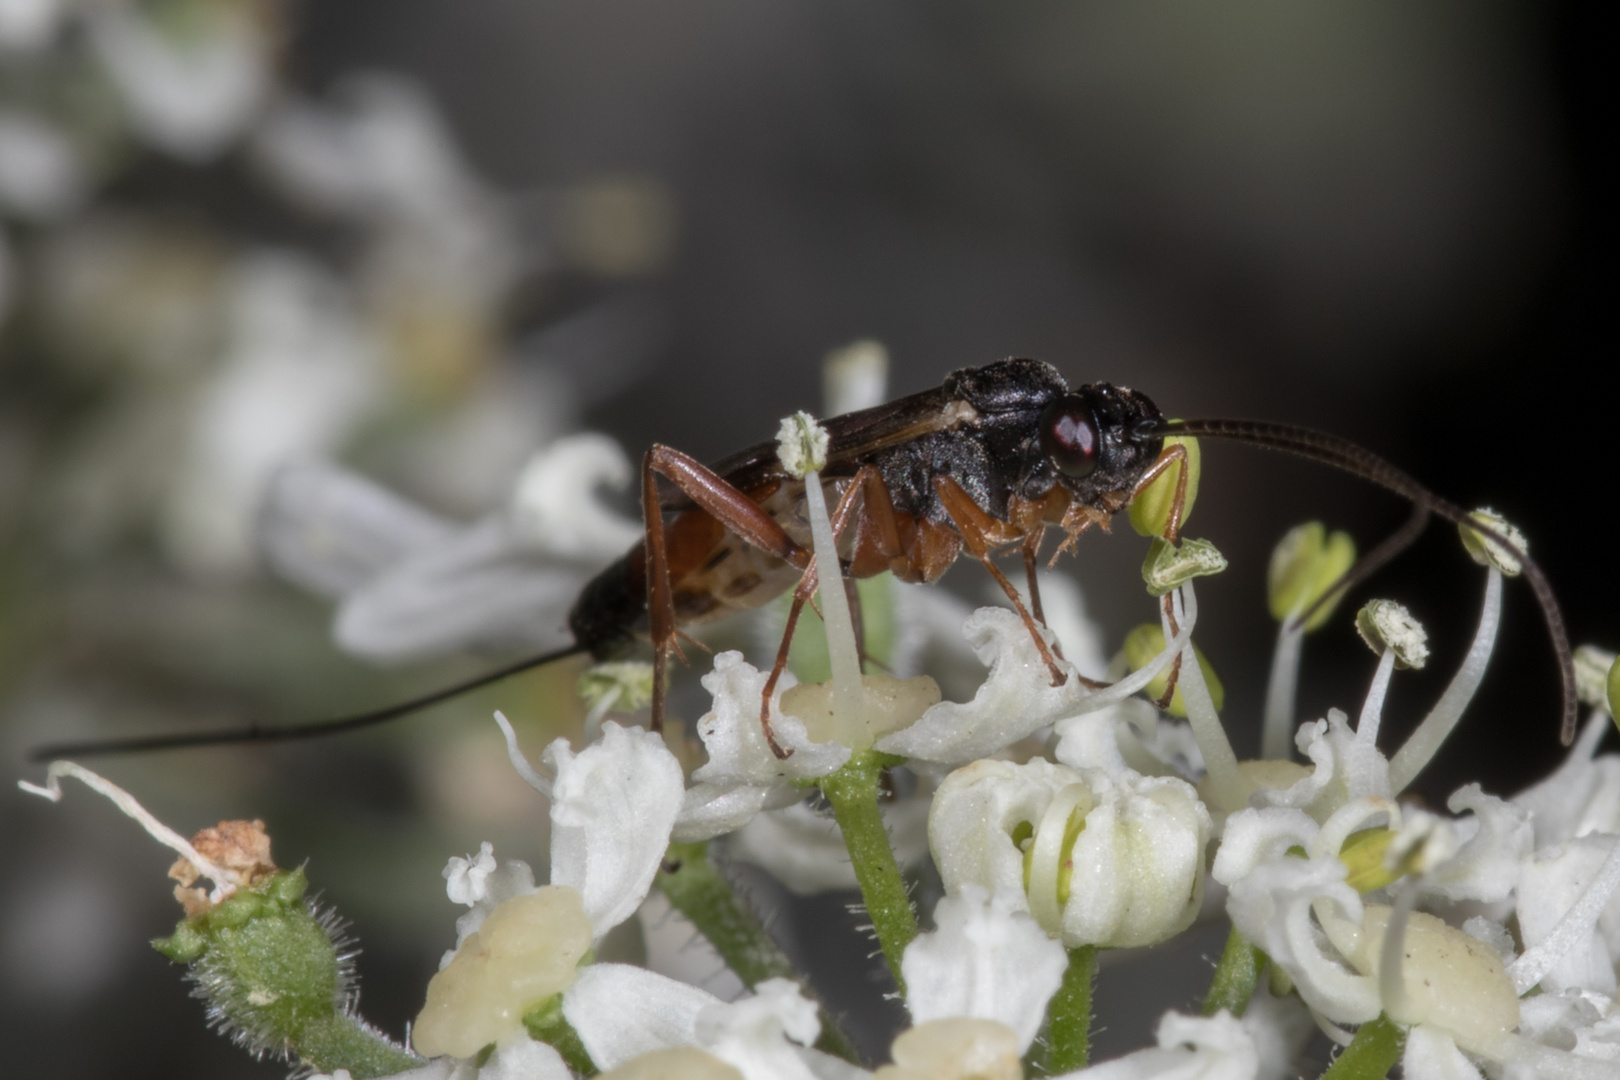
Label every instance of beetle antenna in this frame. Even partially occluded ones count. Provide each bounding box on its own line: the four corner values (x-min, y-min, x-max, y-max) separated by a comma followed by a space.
1158, 417, 1577, 746
28, 644, 589, 762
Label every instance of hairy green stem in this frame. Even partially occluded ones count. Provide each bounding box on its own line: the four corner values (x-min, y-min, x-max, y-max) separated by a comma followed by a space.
1202, 926, 1266, 1017
524, 995, 597, 1077
656, 841, 859, 1062
1027, 944, 1097, 1075
1321, 1015, 1405, 1080
818, 750, 917, 994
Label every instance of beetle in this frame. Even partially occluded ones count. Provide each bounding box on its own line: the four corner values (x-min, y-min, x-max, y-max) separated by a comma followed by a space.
31, 357, 1576, 761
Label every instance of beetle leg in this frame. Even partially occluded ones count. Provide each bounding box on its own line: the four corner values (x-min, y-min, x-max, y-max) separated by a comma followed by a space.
933, 476, 1067, 686
756, 466, 876, 759
643, 445, 813, 733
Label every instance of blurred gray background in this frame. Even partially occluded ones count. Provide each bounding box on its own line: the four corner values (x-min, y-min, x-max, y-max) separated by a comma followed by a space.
1, 1, 1607, 1075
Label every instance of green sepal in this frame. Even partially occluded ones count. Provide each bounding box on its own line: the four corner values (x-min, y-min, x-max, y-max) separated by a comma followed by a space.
153, 922, 208, 964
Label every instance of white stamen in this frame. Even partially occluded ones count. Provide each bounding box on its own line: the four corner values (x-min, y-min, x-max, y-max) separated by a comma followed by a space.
1170, 584, 1244, 811
19, 761, 237, 904
1357, 648, 1398, 748
1262, 617, 1306, 760
1508, 835, 1620, 994
1389, 569, 1502, 793
1026, 782, 1092, 935
494, 711, 553, 797
1068, 600, 1198, 718
802, 468, 865, 745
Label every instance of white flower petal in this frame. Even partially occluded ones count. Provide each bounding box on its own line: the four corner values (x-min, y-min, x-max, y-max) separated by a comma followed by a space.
1416, 785, 1531, 905
1225, 856, 1379, 1025
902, 885, 1068, 1053
1211, 808, 1319, 887
564, 963, 723, 1070
672, 782, 801, 844
691, 653, 850, 785
509, 433, 643, 558
483, 1034, 574, 1080
731, 791, 931, 895
548, 722, 685, 936
1514, 835, 1620, 995
695, 978, 822, 1080
1402, 1027, 1485, 1080
1054, 1010, 1258, 1080
260, 461, 456, 598
334, 517, 582, 661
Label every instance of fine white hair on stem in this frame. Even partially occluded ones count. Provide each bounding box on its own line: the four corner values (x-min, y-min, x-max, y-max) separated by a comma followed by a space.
1262, 616, 1305, 760
18, 761, 237, 903
1169, 584, 1244, 811
1357, 648, 1398, 749
1508, 835, 1620, 994
494, 711, 553, 796
1389, 569, 1503, 794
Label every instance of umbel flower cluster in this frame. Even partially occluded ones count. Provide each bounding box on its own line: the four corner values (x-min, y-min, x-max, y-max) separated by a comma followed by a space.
21, 374, 1620, 1080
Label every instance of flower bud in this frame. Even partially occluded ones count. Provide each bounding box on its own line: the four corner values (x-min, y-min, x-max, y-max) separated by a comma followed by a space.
152, 865, 418, 1076
1355, 600, 1428, 670
1129, 433, 1200, 537
1267, 522, 1356, 631
1123, 624, 1225, 716
1141, 536, 1227, 597
929, 757, 1211, 949
1317, 905, 1519, 1055
413, 885, 594, 1059
1458, 507, 1526, 577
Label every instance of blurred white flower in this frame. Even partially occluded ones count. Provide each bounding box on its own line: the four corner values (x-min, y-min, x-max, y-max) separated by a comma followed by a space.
0, 0, 61, 50
0, 111, 86, 220
164, 252, 382, 576
87, 2, 270, 161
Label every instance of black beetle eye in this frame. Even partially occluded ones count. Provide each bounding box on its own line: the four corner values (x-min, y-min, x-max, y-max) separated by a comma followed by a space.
1039, 395, 1100, 478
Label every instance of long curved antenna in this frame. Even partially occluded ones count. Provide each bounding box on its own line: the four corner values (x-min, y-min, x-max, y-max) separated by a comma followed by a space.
1158, 417, 1577, 746
29, 644, 589, 762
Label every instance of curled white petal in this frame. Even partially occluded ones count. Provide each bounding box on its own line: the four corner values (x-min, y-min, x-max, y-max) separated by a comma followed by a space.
1211, 808, 1319, 887
902, 885, 1068, 1053
1512, 834, 1620, 995
672, 782, 801, 844
930, 758, 1080, 914
509, 434, 643, 558
695, 978, 821, 1080
547, 722, 685, 936
1055, 1010, 1258, 1080
1416, 785, 1531, 905
691, 653, 850, 785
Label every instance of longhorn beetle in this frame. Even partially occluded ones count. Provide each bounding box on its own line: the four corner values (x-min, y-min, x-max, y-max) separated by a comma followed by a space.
31, 357, 1577, 762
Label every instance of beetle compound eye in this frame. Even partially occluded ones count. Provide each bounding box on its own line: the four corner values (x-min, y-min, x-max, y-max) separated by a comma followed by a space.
1040, 396, 1100, 478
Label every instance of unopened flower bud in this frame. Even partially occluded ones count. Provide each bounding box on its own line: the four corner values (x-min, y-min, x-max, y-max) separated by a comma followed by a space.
775, 411, 828, 478
1572, 644, 1616, 713
1130, 434, 1200, 538
1123, 624, 1225, 716
1141, 536, 1227, 597
1267, 522, 1356, 631
1355, 600, 1428, 670
1317, 905, 1519, 1054
930, 757, 1210, 949
1458, 508, 1526, 577
414, 885, 594, 1058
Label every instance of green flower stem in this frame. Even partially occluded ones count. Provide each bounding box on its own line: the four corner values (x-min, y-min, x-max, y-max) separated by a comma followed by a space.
656, 841, 859, 1062
524, 995, 597, 1076
1028, 944, 1097, 1075
817, 750, 917, 994
1202, 926, 1265, 1017
1320, 1015, 1406, 1080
